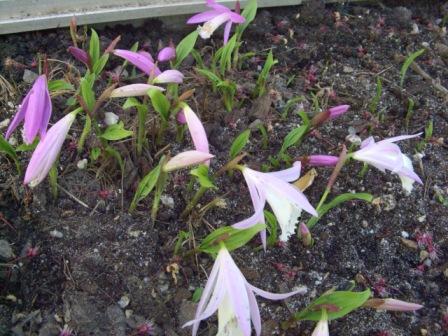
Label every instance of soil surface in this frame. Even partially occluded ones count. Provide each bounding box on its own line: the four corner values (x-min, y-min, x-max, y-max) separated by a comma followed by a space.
0, 1, 447, 335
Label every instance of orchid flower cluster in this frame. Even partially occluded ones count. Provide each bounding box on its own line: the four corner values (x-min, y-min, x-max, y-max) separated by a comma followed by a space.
1, 0, 427, 335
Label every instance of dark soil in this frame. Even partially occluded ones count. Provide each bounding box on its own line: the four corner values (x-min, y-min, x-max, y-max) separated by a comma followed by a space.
1, 1, 447, 335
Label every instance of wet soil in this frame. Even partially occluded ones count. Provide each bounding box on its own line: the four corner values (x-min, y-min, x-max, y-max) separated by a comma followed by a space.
0, 0, 447, 335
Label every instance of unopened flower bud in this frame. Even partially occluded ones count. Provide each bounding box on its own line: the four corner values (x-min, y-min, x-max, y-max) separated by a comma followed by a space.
307, 155, 339, 167
363, 298, 423, 311
299, 222, 313, 247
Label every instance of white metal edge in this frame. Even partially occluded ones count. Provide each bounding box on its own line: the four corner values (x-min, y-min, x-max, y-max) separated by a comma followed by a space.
0, 0, 360, 35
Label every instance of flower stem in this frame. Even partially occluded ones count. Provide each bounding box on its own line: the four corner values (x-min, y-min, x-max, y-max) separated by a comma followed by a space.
151, 170, 168, 221
181, 185, 207, 218
136, 106, 148, 155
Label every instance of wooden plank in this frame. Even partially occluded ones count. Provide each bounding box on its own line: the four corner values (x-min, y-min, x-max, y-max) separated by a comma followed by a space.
0, 0, 360, 35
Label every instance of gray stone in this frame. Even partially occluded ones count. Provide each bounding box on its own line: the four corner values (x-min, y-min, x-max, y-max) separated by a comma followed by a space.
22, 69, 38, 84
106, 305, 127, 336
0, 240, 13, 259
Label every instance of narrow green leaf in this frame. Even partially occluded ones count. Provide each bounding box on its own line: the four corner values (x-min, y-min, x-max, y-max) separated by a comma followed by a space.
219, 35, 237, 75
264, 210, 278, 246
295, 290, 371, 321
175, 30, 199, 67
47, 80, 74, 92
280, 124, 308, 154
236, 0, 258, 35
0, 135, 20, 173
400, 49, 425, 87
93, 53, 109, 75
105, 146, 124, 173
196, 68, 222, 84
192, 287, 203, 303
89, 29, 100, 66
80, 76, 95, 112
307, 193, 374, 229
229, 129, 251, 159
190, 164, 216, 189
100, 121, 133, 141
148, 88, 171, 121
129, 158, 163, 212
199, 223, 266, 256
255, 49, 278, 97
90, 147, 101, 161
77, 115, 91, 153
123, 97, 142, 109
282, 96, 305, 119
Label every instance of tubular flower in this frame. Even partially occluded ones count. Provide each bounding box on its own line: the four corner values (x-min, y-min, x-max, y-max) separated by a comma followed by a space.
157, 46, 176, 62
24, 112, 76, 187
233, 162, 317, 247
67, 46, 90, 66
364, 298, 423, 312
110, 84, 165, 98
187, 0, 245, 44
163, 150, 214, 172
6, 74, 52, 144
352, 134, 423, 193
113, 49, 161, 76
183, 246, 306, 336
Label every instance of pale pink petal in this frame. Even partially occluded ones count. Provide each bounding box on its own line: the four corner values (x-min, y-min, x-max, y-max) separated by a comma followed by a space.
223, 20, 232, 44
377, 298, 423, 312
163, 150, 214, 172
228, 12, 245, 23
154, 69, 184, 84
157, 47, 176, 62
360, 136, 375, 149
248, 284, 307, 300
380, 133, 422, 144
110, 84, 164, 98
5, 88, 31, 139
24, 75, 49, 144
138, 50, 154, 63
265, 162, 301, 182
183, 106, 209, 154
113, 49, 161, 76
246, 285, 262, 336
311, 319, 329, 336
187, 10, 222, 24
40, 79, 52, 137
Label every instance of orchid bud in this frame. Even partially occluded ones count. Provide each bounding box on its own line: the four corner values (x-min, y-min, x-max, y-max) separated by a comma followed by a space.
157, 46, 176, 62
307, 155, 339, 167
328, 104, 350, 119
299, 222, 313, 247
153, 70, 184, 84
104, 112, 119, 126
364, 298, 423, 312
163, 150, 214, 172
110, 84, 164, 98
67, 46, 89, 65
176, 110, 187, 124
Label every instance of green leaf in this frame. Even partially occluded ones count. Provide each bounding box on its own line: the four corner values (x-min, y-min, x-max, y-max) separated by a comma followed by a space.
264, 210, 278, 246
199, 223, 266, 256
295, 289, 371, 321
196, 68, 222, 84
190, 165, 216, 189
100, 121, 133, 141
77, 115, 91, 153
175, 30, 199, 67
129, 159, 163, 212
90, 147, 101, 161
255, 49, 278, 97
93, 53, 109, 75
219, 35, 237, 75
229, 129, 251, 159
148, 88, 170, 121
307, 193, 374, 229
80, 75, 95, 112
192, 287, 203, 303
236, 0, 257, 35
123, 97, 142, 109
282, 96, 305, 119
47, 80, 74, 92
105, 146, 124, 173
15, 138, 39, 152
400, 49, 425, 87
89, 29, 100, 66
280, 124, 308, 154
0, 135, 20, 173
425, 119, 433, 140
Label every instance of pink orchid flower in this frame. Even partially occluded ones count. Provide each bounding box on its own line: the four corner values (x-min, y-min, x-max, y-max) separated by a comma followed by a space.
157, 46, 176, 62
6, 74, 52, 144
187, 0, 245, 44
163, 150, 214, 172
352, 134, 422, 193
233, 162, 317, 247
183, 246, 306, 336
113, 49, 161, 76
24, 112, 76, 187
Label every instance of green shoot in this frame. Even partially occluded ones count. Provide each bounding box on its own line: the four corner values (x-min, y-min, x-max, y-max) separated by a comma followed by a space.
400, 49, 425, 87
254, 50, 278, 97
369, 77, 382, 116
229, 129, 251, 159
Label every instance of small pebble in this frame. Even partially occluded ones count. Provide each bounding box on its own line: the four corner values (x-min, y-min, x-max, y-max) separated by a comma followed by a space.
0, 118, 10, 129
0, 240, 14, 259
118, 295, 130, 309
160, 195, 174, 209
343, 65, 354, 73
49, 230, 63, 238
401, 231, 409, 238
77, 159, 88, 170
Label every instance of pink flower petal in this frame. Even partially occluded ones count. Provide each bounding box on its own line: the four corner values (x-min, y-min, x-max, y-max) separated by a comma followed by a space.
114, 49, 161, 76
163, 150, 214, 172
265, 162, 301, 182
379, 133, 422, 144
154, 69, 184, 84
157, 47, 176, 62
248, 284, 307, 300
223, 20, 232, 44
183, 105, 210, 154
187, 10, 222, 24
247, 286, 262, 336
5, 87, 32, 139
110, 84, 164, 98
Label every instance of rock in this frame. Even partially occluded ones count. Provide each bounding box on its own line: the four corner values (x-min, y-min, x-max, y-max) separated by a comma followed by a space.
22, 69, 38, 84
117, 295, 130, 309
343, 66, 354, 73
388, 7, 412, 28
381, 194, 397, 211
177, 301, 196, 330
0, 118, 10, 130
49, 230, 63, 239
38, 322, 60, 336
77, 159, 88, 170
160, 195, 175, 209
106, 305, 126, 336
0, 240, 14, 259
